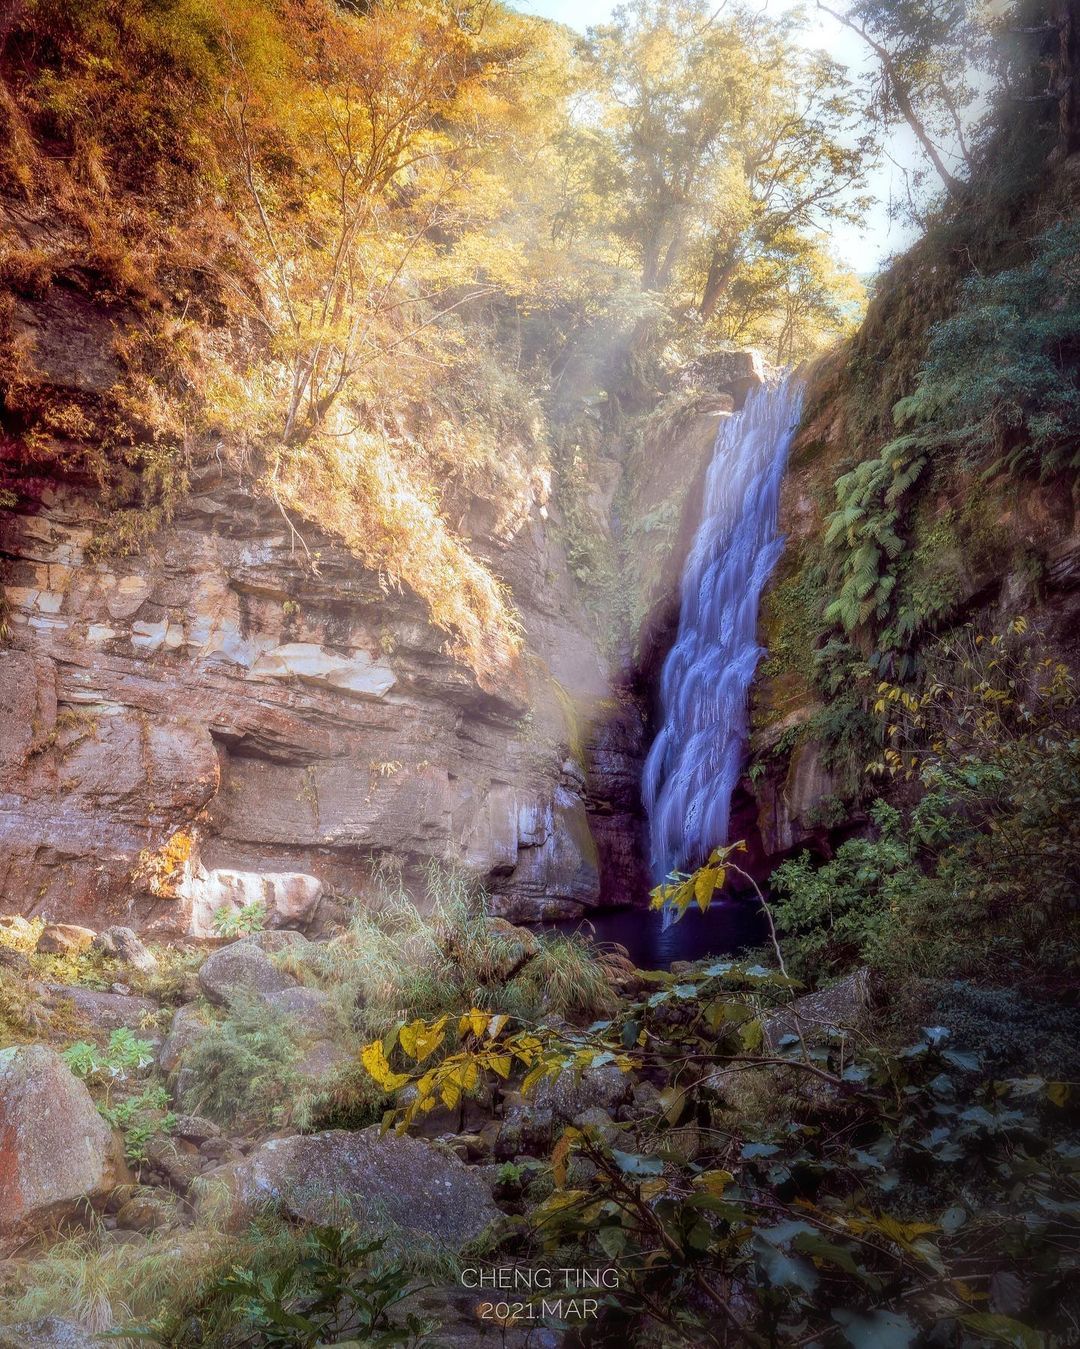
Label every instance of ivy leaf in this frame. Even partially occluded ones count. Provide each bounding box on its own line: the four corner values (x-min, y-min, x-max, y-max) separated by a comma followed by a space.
959, 1312, 1043, 1349
832, 1308, 917, 1349
752, 1235, 819, 1293
611, 1149, 663, 1177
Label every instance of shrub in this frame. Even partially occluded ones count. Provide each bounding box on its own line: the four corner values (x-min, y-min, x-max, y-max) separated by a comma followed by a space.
63, 1028, 156, 1093
771, 624, 1080, 988
287, 862, 616, 1034
918, 981, 1080, 1081
100, 1085, 178, 1163
179, 1000, 301, 1128
210, 901, 267, 938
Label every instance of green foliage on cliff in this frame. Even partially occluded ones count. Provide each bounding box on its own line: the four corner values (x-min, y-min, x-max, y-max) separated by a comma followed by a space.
771, 623, 1080, 988
823, 219, 1080, 658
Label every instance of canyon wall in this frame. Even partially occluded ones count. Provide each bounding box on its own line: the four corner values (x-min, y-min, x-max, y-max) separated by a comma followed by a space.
0, 275, 623, 932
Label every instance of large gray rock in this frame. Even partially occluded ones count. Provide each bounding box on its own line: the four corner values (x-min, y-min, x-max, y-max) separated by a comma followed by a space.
42, 985, 159, 1034
36, 923, 96, 955
196, 938, 298, 1007
212, 1128, 499, 1245
181, 868, 325, 937
0, 1320, 102, 1349
0, 1046, 129, 1248
159, 1002, 214, 1074
264, 985, 340, 1039
496, 1063, 632, 1158
762, 967, 872, 1049
91, 926, 158, 974
530, 1062, 631, 1120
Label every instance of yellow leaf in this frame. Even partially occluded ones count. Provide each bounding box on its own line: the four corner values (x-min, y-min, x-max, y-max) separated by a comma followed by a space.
488, 1053, 512, 1079
399, 1015, 447, 1064
551, 1127, 580, 1188
360, 1040, 409, 1092
694, 867, 718, 907
1047, 1081, 1070, 1107
521, 1064, 545, 1094
694, 1169, 734, 1196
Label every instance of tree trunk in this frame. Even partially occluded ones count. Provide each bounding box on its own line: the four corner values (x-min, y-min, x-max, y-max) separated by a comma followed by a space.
699, 249, 741, 322
816, 0, 964, 198
1052, 0, 1080, 158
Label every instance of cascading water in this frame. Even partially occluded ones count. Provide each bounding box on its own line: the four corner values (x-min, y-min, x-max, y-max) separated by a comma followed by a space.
642, 376, 803, 886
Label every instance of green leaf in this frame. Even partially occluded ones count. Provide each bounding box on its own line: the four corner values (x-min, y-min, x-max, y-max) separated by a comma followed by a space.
611, 1149, 663, 1177
941, 1204, 967, 1234
959, 1312, 1044, 1349
831, 1308, 917, 1349
752, 1235, 818, 1293
597, 1225, 628, 1259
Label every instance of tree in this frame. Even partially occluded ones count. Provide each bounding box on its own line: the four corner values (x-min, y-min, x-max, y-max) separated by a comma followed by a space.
585, 0, 759, 294
582, 0, 870, 362
815, 0, 982, 200
696, 40, 873, 323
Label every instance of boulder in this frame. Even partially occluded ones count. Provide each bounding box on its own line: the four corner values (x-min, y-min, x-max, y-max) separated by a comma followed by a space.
170, 1114, 221, 1144
762, 967, 872, 1049
211, 1127, 499, 1245
141, 1135, 202, 1193
0, 1046, 129, 1248
160, 1003, 214, 1074
264, 985, 340, 1039
42, 985, 159, 1035
530, 1062, 631, 1120
115, 1186, 185, 1233
196, 938, 298, 1007
243, 929, 311, 955
182, 868, 325, 937
0, 1321, 102, 1349
90, 926, 158, 974
496, 1063, 631, 1157
36, 923, 96, 955
294, 1039, 350, 1086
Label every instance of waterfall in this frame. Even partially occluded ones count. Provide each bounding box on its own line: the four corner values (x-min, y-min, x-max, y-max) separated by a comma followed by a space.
642, 376, 803, 884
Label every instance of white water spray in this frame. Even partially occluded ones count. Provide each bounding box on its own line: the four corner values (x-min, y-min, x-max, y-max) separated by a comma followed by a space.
642, 376, 803, 883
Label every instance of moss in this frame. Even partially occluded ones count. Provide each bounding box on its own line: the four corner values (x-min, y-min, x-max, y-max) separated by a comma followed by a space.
758, 547, 828, 686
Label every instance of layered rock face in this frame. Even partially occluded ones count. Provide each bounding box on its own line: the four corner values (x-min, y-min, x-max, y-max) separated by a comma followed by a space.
0, 458, 614, 929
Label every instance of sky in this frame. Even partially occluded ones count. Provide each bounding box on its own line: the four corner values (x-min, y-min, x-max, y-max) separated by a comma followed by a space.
508, 0, 925, 275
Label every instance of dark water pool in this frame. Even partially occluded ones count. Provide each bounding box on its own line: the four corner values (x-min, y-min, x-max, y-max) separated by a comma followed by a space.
536, 898, 767, 971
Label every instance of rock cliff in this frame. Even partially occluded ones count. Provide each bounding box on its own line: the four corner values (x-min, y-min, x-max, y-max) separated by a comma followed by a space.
1, 412, 614, 930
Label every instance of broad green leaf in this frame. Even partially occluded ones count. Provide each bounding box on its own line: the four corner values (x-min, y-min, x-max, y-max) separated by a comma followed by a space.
611, 1149, 663, 1177
832, 1308, 917, 1349
959, 1312, 1044, 1349
752, 1235, 818, 1293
